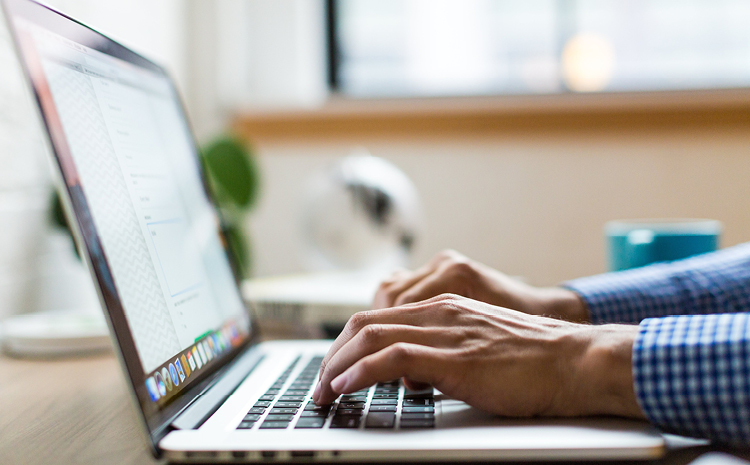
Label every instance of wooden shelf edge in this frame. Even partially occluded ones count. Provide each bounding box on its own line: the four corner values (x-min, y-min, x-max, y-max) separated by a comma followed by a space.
232, 90, 750, 142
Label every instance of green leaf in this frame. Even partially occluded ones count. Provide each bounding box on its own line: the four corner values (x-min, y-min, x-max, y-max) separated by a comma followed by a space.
201, 136, 259, 209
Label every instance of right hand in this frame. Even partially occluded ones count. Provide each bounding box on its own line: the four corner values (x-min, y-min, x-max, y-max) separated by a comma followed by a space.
373, 250, 589, 323
315, 294, 642, 420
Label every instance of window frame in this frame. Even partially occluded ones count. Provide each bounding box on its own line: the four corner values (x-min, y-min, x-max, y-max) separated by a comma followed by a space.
325, 0, 750, 101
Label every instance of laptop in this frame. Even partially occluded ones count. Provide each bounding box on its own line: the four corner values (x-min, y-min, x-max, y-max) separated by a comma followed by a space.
2, 0, 666, 461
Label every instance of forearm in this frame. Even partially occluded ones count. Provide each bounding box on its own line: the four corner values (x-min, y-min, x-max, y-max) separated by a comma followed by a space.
563, 242, 750, 324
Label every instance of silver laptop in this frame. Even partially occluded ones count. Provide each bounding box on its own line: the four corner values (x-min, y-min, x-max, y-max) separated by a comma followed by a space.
2, 1, 666, 461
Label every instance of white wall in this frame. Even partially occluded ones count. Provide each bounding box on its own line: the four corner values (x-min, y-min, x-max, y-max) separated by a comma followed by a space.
246, 127, 750, 286
184, 0, 328, 142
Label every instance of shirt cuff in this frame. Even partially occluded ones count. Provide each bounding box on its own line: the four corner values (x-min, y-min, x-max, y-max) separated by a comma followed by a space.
563, 263, 681, 324
632, 313, 750, 446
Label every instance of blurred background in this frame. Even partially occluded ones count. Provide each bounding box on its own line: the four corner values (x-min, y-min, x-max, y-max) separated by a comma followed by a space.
2, 0, 750, 322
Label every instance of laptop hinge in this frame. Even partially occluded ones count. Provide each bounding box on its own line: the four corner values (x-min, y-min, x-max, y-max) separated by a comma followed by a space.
170, 347, 265, 430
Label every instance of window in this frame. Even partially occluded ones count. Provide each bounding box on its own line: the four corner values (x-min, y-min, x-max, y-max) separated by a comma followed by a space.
330, 0, 750, 98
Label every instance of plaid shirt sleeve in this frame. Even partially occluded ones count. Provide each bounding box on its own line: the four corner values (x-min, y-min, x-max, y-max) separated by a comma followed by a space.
564, 242, 750, 445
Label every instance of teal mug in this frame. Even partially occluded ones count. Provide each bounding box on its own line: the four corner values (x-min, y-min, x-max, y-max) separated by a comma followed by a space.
605, 219, 722, 272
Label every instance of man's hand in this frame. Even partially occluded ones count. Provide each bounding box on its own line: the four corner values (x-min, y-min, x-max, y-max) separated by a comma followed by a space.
313, 294, 645, 420
373, 250, 589, 322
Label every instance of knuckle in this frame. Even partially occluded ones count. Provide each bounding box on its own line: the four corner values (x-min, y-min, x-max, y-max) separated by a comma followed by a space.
347, 310, 372, 330
359, 324, 384, 344
319, 360, 330, 379
394, 292, 416, 305
436, 292, 461, 302
448, 260, 475, 278
377, 279, 396, 291
388, 342, 414, 363
436, 296, 465, 318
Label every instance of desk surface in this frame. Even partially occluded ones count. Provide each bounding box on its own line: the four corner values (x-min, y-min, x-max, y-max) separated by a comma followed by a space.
0, 353, 159, 465
0, 352, 747, 465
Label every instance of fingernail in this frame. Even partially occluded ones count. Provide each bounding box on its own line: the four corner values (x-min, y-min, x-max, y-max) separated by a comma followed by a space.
312, 381, 321, 401
330, 373, 348, 393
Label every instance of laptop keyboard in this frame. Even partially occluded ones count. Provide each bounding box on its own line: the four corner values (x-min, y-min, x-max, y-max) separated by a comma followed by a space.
236, 356, 435, 431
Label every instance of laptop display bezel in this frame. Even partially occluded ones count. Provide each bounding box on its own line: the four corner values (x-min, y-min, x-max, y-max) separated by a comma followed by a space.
1, 0, 260, 454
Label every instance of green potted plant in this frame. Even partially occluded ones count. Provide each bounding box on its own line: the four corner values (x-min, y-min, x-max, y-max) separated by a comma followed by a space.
200, 135, 260, 279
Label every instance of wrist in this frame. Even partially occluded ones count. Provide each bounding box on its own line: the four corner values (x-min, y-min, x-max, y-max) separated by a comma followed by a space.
569, 325, 645, 419
538, 287, 590, 322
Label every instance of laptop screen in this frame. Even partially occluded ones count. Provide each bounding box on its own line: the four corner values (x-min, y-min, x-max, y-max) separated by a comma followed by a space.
3, 0, 254, 432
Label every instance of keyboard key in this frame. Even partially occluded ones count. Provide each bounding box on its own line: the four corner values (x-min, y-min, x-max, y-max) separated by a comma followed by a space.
237, 421, 256, 429
243, 414, 262, 422
372, 393, 398, 399
247, 407, 266, 414
400, 419, 434, 429
265, 389, 281, 395
295, 417, 326, 429
304, 402, 331, 411
331, 416, 360, 428
374, 387, 399, 393
334, 408, 363, 416
254, 401, 272, 408
368, 405, 397, 413
270, 407, 298, 415
284, 390, 309, 396
338, 402, 365, 409
258, 394, 276, 401
260, 421, 290, 429
279, 395, 306, 402
300, 410, 329, 418
265, 414, 295, 421
401, 406, 434, 414
400, 413, 434, 421
403, 398, 434, 406
365, 412, 396, 429
275, 402, 302, 408
340, 396, 367, 402
288, 383, 312, 389
371, 399, 398, 405
377, 381, 400, 387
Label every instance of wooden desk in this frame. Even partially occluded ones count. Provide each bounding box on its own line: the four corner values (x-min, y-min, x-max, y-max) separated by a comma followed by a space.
1, 352, 748, 465
0, 353, 159, 465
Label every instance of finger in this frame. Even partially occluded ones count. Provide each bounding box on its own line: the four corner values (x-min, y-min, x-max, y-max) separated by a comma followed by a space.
316, 303, 435, 395
372, 253, 452, 309
373, 267, 433, 309
403, 378, 431, 391
317, 294, 458, 387
316, 324, 457, 404
329, 343, 446, 396
392, 268, 457, 306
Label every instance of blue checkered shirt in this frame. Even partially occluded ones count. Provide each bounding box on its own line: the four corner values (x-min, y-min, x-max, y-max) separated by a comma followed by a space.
564, 242, 750, 446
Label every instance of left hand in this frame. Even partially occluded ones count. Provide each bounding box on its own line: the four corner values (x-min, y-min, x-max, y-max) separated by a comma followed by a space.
313, 294, 644, 419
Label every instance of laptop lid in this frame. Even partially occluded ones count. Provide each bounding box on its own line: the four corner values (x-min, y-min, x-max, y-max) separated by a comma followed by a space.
2, 0, 258, 452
